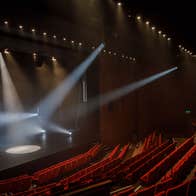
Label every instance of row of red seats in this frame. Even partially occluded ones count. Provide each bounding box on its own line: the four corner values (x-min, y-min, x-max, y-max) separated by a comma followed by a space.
162, 144, 196, 182
61, 145, 125, 186
14, 182, 59, 196
108, 144, 121, 159
118, 143, 130, 159
103, 140, 169, 183
64, 144, 131, 186
104, 149, 149, 182
156, 176, 196, 196
140, 136, 194, 185
142, 132, 162, 153
128, 177, 196, 196
0, 144, 100, 194
118, 140, 171, 178
87, 144, 130, 182
0, 175, 32, 194
33, 144, 101, 185
125, 142, 176, 183
15, 145, 122, 196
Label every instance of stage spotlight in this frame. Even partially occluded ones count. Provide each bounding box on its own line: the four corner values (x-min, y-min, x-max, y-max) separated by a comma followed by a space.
31, 28, 35, 32
152, 26, 155, 30
33, 52, 37, 57
117, 2, 122, 6
71, 40, 74, 44
45, 122, 72, 135
52, 56, 56, 61
128, 15, 131, 18
179, 45, 182, 48
146, 21, 150, 25
53, 35, 56, 39
79, 42, 82, 46
43, 32, 47, 36
6, 145, 41, 154
4, 21, 8, 25
158, 31, 162, 34
19, 25, 23, 30
163, 34, 166, 38
137, 16, 141, 20
167, 37, 171, 41
4, 49, 9, 54
38, 128, 46, 133
63, 37, 66, 41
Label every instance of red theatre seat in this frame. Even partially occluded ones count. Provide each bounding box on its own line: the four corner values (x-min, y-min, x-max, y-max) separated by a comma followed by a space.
187, 177, 196, 195
0, 175, 32, 193
166, 180, 189, 196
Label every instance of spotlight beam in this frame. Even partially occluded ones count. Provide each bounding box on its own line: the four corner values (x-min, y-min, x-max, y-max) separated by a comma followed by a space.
0, 112, 38, 126
0, 53, 23, 113
99, 67, 178, 106
35, 43, 104, 120
59, 67, 178, 122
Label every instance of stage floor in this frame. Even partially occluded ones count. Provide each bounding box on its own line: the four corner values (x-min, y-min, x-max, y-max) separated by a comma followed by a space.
0, 129, 97, 173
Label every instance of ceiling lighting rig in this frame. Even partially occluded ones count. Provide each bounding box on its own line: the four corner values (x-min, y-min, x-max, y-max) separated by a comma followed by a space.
1, 20, 136, 63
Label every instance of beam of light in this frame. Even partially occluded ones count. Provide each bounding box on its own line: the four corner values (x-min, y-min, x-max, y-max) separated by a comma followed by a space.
0, 112, 38, 126
59, 67, 178, 123
0, 53, 23, 113
35, 43, 104, 121
99, 67, 178, 106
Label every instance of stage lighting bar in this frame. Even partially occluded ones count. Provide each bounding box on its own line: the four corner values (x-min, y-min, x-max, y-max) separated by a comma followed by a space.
0, 20, 136, 61
1, 16, 194, 57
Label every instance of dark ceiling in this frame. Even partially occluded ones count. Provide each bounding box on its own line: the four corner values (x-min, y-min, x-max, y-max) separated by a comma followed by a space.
121, 0, 196, 51
0, 0, 195, 51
